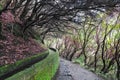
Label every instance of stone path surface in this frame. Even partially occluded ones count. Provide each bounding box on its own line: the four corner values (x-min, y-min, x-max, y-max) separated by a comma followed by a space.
54, 58, 103, 80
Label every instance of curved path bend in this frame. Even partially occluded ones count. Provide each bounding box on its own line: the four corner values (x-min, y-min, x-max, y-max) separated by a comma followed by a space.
54, 58, 103, 80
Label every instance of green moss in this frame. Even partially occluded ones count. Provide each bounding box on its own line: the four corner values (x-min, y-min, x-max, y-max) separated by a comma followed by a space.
5, 49, 59, 80
0, 50, 49, 77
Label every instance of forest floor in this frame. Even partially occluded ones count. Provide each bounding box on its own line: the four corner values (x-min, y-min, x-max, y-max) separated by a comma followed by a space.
0, 27, 46, 66
54, 58, 103, 80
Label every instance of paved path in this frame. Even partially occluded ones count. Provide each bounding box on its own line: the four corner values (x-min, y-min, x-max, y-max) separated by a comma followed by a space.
54, 58, 103, 80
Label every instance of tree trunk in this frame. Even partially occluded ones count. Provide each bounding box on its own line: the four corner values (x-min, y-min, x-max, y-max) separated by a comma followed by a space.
94, 44, 100, 71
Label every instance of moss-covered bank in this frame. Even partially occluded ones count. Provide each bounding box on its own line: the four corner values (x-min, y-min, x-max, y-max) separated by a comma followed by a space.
3, 49, 59, 80
0, 50, 49, 79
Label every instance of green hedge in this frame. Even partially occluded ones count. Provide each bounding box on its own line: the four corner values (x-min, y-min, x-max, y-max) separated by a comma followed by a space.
5, 49, 59, 80
0, 50, 49, 79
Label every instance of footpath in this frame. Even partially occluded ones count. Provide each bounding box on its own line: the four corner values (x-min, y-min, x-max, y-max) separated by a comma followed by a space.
54, 58, 103, 80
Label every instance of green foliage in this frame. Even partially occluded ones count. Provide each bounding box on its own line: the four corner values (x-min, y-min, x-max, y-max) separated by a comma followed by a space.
5, 49, 59, 80
95, 64, 117, 80
6, 24, 42, 40
0, 4, 3, 11
70, 13, 120, 80
72, 55, 85, 66
6, 24, 23, 37
0, 0, 5, 11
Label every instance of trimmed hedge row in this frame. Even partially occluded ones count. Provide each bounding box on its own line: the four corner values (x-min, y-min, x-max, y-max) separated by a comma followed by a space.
2, 49, 59, 80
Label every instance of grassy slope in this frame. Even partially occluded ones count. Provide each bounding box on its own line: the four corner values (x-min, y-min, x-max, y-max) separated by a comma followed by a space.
6, 49, 59, 80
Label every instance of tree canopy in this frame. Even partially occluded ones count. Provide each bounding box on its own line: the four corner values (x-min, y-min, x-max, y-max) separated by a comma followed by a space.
0, 0, 120, 32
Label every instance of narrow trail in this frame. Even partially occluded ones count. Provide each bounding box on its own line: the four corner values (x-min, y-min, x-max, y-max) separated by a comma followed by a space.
54, 58, 103, 80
